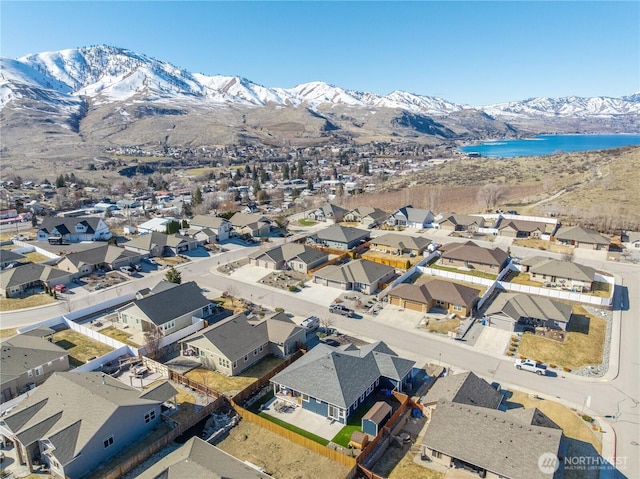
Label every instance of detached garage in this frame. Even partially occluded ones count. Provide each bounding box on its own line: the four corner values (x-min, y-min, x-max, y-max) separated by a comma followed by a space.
362, 401, 393, 437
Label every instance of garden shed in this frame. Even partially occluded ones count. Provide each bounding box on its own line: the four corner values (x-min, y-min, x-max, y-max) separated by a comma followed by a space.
362, 401, 392, 437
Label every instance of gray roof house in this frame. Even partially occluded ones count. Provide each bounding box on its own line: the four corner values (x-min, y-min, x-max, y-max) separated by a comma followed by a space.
271, 341, 414, 424
520, 256, 596, 291
343, 206, 389, 226
1, 334, 70, 402
497, 218, 555, 238
421, 371, 502, 411
484, 292, 574, 332
308, 203, 349, 223
123, 231, 199, 257
249, 243, 328, 273
554, 225, 611, 250
312, 259, 396, 294
0, 263, 73, 298
36, 217, 112, 243
230, 212, 272, 238
421, 399, 564, 479
386, 206, 435, 229
189, 214, 233, 242
0, 372, 172, 479
369, 233, 432, 256
306, 225, 370, 251
0, 249, 26, 269
180, 312, 305, 376
56, 244, 142, 276
117, 281, 215, 336
135, 436, 273, 479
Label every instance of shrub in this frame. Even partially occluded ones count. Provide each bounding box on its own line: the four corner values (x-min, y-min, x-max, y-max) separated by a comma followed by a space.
275, 307, 285, 313
509, 347, 516, 352
581, 414, 593, 423
564, 367, 572, 372
549, 364, 557, 369
288, 285, 298, 292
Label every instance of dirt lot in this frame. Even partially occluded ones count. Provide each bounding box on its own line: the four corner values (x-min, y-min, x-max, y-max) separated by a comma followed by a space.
216, 420, 351, 479
260, 270, 308, 291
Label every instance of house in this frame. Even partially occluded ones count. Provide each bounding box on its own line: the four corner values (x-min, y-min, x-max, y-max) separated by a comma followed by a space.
189, 214, 233, 242
270, 341, 414, 424
135, 436, 273, 479
421, 371, 502, 419
387, 279, 481, 317
123, 231, 199, 257
438, 241, 509, 274
230, 212, 272, 238
435, 214, 485, 233
180, 312, 305, 376
306, 225, 370, 251
56, 244, 143, 276
0, 264, 73, 298
248, 243, 328, 273
368, 233, 432, 256
0, 372, 176, 479
520, 256, 596, 291
36, 217, 112, 243
312, 259, 396, 294
622, 231, 640, 250
136, 217, 180, 235
421, 399, 564, 479
117, 281, 215, 335
343, 206, 388, 227
0, 249, 26, 269
386, 206, 435, 229
307, 203, 349, 223
1, 334, 70, 402
496, 218, 553, 238
484, 293, 573, 332
554, 225, 611, 250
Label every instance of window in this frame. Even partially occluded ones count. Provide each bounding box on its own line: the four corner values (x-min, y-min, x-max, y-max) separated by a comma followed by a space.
27, 369, 33, 378
259, 345, 263, 352
432, 450, 442, 459
200, 350, 205, 357
103, 435, 114, 448
162, 320, 175, 331
254, 349, 258, 356
60, 357, 65, 362
144, 410, 156, 423
244, 355, 248, 362
47, 361, 52, 367
35, 366, 43, 376
453, 305, 462, 312
233, 361, 237, 368
302, 394, 309, 402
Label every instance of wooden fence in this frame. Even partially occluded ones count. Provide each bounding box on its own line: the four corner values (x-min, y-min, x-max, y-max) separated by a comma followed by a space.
233, 405, 358, 469
355, 464, 385, 479
88, 397, 225, 479
307, 251, 350, 277
232, 349, 305, 405
169, 369, 224, 399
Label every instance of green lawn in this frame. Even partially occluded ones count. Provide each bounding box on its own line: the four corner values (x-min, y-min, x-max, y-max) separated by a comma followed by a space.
298, 218, 318, 226
53, 329, 115, 367
331, 396, 380, 447
257, 412, 330, 446
429, 263, 498, 280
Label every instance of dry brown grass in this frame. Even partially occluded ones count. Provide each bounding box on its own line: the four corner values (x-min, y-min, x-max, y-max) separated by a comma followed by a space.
425, 318, 460, 334
100, 326, 141, 347
374, 445, 444, 479
509, 272, 544, 287
0, 327, 18, 339
53, 328, 115, 367
517, 305, 606, 370
185, 356, 284, 394
23, 251, 50, 263
0, 293, 56, 311
506, 390, 601, 453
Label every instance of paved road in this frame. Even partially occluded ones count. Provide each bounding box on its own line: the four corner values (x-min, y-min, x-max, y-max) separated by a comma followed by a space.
2, 237, 638, 478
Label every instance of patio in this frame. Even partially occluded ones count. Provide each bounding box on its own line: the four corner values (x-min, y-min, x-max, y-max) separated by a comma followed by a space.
259, 396, 344, 441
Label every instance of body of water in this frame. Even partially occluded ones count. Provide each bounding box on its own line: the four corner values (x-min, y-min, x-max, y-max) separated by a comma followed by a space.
460, 134, 640, 158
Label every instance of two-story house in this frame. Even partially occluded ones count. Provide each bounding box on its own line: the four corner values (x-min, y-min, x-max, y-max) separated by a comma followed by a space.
37, 217, 112, 243
188, 214, 233, 243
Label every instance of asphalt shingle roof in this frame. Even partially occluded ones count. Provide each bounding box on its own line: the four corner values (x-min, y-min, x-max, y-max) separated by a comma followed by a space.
0, 263, 70, 289
1, 335, 68, 384
521, 256, 596, 282
370, 233, 431, 251
308, 225, 369, 244
128, 281, 210, 326
439, 241, 508, 267
389, 279, 480, 309
555, 225, 610, 245
422, 371, 502, 408
422, 400, 564, 479
485, 293, 573, 324
313, 259, 394, 285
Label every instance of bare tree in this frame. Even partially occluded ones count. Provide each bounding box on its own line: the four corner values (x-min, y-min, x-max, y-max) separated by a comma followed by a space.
561, 251, 575, 263
143, 325, 164, 360
477, 183, 508, 211
224, 285, 238, 306
320, 316, 335, 335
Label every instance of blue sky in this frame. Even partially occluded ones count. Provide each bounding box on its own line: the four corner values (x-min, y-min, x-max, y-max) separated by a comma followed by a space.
1, 1, 638, 105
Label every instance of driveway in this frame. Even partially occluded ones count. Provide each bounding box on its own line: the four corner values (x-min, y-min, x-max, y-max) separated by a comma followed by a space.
228, 264, 272, 282
473, 326, 512, 358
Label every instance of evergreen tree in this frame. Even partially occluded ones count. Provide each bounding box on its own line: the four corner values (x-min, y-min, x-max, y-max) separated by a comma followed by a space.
165, 266, 182, 284
192, 186, 203, 206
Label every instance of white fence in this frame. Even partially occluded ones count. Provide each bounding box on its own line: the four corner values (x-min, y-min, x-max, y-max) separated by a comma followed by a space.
64, 315, 130, 350
417, 266, 496, 287
72, 345, 139, 373
12, 240, 60, 259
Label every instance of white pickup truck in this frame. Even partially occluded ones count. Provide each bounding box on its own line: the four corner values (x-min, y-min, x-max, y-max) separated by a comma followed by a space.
514, 358, 547, 376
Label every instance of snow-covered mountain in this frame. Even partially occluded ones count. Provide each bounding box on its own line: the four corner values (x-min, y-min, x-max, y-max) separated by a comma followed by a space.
4, 45, 637, 119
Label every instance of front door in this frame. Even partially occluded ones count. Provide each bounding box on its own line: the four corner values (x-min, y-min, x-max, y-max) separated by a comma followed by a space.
328, 405, 338, 419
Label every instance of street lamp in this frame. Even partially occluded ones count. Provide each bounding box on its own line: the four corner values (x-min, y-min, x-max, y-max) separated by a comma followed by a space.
438, 353, 441, 367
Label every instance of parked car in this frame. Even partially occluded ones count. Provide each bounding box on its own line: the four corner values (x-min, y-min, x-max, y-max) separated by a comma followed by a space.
53, 284, 68, 293
300, 316, 320, 331
329, 304, 354, 317
515, 358, 547, 376
142, 257, 159, 265
133, 263, 143, 272
120, 265, 136, 276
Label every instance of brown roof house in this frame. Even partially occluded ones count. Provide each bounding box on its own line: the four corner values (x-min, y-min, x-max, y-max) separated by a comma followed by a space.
435, 214, 485, 233
438, 241, 509, 274
554, 225, 611, 250
497, 218, 555, 238
0, 372, 176, 479
387, 279, 481, 317
421, 399, 565, 479
520, 256, 596, 291
188, 214, 233, 243
230, 212, 272, 238
343, 206, 388, 227
312, 259, 396, 294
369, 233, 432, 256
1, 334, 70, 402
484, 292, 573, 332
307, 203, 349, 223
